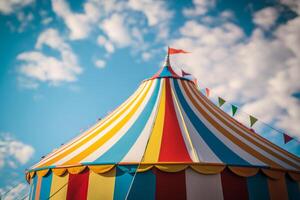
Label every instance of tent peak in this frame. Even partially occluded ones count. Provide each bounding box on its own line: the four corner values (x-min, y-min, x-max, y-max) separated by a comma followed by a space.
150, 49, 180, 79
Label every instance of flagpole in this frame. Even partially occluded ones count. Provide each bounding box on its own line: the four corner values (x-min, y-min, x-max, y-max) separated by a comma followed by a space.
164, 46, 170, 67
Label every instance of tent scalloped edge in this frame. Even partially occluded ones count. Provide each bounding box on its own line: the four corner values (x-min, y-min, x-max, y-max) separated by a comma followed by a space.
25, 163, 300, 183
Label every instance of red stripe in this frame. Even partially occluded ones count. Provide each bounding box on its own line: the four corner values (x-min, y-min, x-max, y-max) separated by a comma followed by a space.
66, 170, 89, 200
155, 169, 187, 200
221, 168, 249, 200
158, 79, 192, 162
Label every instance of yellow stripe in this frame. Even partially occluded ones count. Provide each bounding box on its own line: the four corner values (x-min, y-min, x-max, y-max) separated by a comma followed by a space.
63, 80, 155, 164
38, 81, 151, 168
34, 84, 146, 169
143, 80, 166, 163
49, 173, 69, 200
87, 168, 116, 200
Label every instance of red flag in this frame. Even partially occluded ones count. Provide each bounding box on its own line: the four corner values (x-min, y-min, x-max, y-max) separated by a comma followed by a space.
205, 88, 210, 97
169, 47, 190, 54
283, 133, 293, 144
181, 70, 191, 76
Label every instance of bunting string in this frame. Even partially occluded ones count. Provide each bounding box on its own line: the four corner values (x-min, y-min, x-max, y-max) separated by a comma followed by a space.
193, 79, 299, 146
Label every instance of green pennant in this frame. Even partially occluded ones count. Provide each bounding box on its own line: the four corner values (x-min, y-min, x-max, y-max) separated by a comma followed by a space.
218, 97, 226, 107
231, 105, 238, 116
249, 115, 258, 127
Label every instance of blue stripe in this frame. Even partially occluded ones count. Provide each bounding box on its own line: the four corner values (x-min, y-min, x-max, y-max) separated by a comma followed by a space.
127, 170, 156, 200
114, 166, 135, 200
286, 175, 300, 200
247, 173, 270, 200
173, 79, 249, 165
30, 175, 38, 200
39, 173, 53, 199
93, 80, 161, 163
159, 67, 173, 77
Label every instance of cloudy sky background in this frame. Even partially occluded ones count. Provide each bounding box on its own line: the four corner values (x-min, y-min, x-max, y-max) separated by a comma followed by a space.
0, 0, 299, 198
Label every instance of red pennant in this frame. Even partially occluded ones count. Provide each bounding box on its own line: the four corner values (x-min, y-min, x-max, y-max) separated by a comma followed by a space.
169, 47, 190, 55
283, 133, 293, 144
205, 88, 210, 97
181, 70, 191, 76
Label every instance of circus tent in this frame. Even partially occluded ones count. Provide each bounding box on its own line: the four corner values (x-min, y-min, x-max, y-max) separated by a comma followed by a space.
26, 49, 300, 200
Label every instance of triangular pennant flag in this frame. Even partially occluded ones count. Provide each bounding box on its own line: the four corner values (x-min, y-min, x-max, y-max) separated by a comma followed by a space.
205, 88, 210, 97
218, 97, 226, 107
249, 115, 257, 127
283, 133, 293, 144
182, 70, 191, 76
231, 105, 238, 116
168, 47, 190, 54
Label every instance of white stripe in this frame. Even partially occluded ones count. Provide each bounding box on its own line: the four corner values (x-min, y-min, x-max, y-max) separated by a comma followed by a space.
32, 82, 147, 169
186, 82, 297, 170
172, 81, 222, 163
186, 168, 224, 200
178, 80, 266, 166
122, 79, 163, 162
81, 80, 158, 163
182, 107, 222, 163
52, 81, 154, 165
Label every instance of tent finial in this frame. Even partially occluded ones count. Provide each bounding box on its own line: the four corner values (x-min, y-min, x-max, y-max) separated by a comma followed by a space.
163, 46, 171, 67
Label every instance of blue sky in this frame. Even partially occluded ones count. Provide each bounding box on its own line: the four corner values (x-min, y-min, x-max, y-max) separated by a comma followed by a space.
0, 0, 300, 198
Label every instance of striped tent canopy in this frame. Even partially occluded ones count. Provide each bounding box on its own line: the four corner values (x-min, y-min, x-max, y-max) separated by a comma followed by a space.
27, 53, 300, 200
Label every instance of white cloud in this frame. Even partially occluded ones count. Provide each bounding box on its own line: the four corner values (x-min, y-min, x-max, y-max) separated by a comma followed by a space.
94, 59, 106, 69
41, 17, 53, 25
18, 28, 82, 87
39, 10, 53, 25
35, 28, 65, 50
183, 0, 215, 17
49, 0, 172, 55
0, 0, 33, 15
128, 0, 173, 26
128, 0, 173, 40
100, 14, 132, 47
16, 11, 34, 32
6, 11, 34, 33
170, 6, 300, 138
220, 10, 235, 20
0, 133, 34, 169
142, 52, 152, 61
94, 0, 173, 54
253, 7, 278, 30
97, 36, 115, 53
280, 0, 300, 14
51, 0, 101, 40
